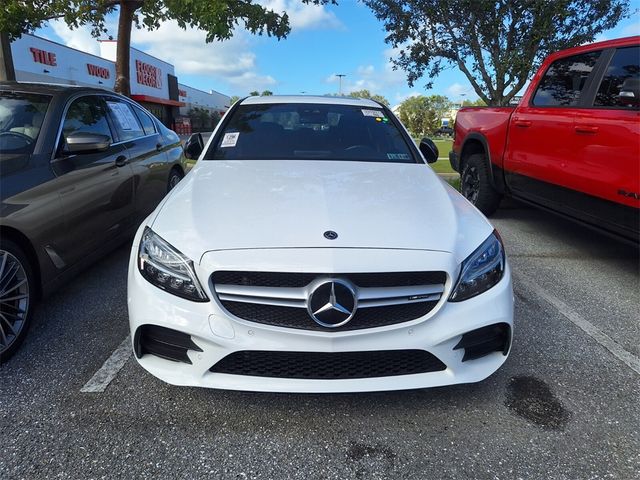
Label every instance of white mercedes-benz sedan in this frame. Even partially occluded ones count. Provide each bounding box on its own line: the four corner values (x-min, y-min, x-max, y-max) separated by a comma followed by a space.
127, 95, 513, 393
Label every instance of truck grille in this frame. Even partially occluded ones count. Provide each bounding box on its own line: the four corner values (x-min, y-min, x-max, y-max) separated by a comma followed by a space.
212, 271, 446, 331
210, 350, 447, 379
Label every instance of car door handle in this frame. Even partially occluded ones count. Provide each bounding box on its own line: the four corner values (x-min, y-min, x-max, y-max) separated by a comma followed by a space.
115, 155, 128, 167
513, 119, 532, 128
574, 125, 599, 134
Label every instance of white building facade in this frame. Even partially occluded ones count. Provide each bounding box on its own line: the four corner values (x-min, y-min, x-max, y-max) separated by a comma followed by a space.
10, 33, 230, 131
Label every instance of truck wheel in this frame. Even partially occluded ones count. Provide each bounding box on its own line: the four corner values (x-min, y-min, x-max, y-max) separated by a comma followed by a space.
0, 239, 34, 363
461, 154, 502, 216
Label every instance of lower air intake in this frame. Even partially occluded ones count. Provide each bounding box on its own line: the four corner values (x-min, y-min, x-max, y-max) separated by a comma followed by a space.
134, 324, 202, 364
210, 349, 446, 379
453, 323, 511, 362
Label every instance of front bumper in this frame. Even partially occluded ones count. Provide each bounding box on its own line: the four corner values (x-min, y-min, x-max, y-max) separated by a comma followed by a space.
127, 246, 514, 393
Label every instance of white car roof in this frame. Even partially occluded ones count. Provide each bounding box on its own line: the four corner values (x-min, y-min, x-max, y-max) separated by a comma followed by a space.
240, 95, 384, 108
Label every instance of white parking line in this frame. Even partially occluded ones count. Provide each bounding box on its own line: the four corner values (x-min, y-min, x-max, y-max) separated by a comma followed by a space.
516, 275, 640, 376
80, 335, 132, 393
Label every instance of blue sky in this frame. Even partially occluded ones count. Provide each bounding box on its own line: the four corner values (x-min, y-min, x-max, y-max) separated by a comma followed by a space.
37, 0, 640, 106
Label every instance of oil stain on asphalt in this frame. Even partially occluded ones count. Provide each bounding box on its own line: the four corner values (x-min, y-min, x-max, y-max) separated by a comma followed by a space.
505, 375, 571, 431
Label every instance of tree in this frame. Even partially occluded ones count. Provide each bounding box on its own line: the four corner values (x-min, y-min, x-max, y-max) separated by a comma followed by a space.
425, 94, 452, 122
397, 95, 439, 138
462, 98, 487, 107
261, 90, 273, 96
1, 0, 336, 95
364, 0, 629, 105
229, 95, 241, 106
249, 91, 260, 96
348, 89, 390, 106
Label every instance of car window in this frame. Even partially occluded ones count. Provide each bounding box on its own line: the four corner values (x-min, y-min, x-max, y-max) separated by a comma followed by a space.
594, 46, 640, 109
206, 103, 417, 163
61, 96, 113, 144
532, 51, 601, 107
105, 100, 145, 141
132, 105, 157, 135
0, 91, 50, 156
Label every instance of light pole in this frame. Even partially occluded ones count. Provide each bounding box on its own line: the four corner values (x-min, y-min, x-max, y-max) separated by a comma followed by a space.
336, 74, 346, 95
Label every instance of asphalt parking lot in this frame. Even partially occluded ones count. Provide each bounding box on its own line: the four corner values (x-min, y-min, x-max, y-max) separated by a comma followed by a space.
1, 200, 638, 480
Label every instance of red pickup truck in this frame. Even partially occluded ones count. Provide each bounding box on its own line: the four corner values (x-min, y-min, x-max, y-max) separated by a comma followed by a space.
451, 36, 639, 243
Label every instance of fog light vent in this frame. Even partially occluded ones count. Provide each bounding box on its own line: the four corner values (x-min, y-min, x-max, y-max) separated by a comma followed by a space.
134, 325, 202, 364
453, 323, 511, 362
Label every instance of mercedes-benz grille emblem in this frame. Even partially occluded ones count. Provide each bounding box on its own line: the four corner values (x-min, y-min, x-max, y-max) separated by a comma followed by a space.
323, 230, 338, 240
307, 280, 357, 328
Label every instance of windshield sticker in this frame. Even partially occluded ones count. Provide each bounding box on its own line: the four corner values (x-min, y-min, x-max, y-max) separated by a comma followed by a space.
362, 109, 385, 117
387, 153, 411, 160
107, 101, 137, 130
220, 132, 240, 147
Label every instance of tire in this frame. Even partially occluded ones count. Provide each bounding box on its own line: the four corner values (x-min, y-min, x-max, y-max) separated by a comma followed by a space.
167, 167, 184, 192
461, 153, 502, 216
0, 239, 35, 363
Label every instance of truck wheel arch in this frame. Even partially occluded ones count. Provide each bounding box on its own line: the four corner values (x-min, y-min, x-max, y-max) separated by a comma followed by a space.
459, 133, 505, 194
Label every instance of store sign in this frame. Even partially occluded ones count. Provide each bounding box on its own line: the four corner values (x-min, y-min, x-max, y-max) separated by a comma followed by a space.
87, 63, 110, 79
30, 47, 57, 66
178, 89, 187, 97
136, 59, 162, 89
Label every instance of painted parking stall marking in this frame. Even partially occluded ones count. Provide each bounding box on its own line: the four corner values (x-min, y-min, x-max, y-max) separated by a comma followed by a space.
80, 335, 132, 393
516, 274, 640, 375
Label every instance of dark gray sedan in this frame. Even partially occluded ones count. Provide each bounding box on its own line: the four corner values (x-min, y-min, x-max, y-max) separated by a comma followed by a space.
0, 82, 187, 361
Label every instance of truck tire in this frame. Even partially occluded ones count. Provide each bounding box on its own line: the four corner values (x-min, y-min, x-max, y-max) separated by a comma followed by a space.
0, 239, 35, 363
461, 153, 502, 216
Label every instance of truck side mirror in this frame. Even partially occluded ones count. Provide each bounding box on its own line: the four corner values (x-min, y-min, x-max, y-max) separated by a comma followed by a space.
184, 132, 204, 159
419, 137, 439, 164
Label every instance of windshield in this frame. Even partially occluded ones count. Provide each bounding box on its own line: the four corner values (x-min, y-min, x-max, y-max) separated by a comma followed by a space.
206, 103, 418, 163
0, 91, 51, 156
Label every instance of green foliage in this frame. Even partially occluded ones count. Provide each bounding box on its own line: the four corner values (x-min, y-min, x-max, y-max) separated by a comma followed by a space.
249, 91, 260, 96
1, 1, 337, 41
398, 94, 452, 137
0, 0, 336, 94
348, 89, 390, 106
462, 98, 487, 107
261, 90, 273, 96
364, 0, 630, 105
229, 95, 241, 105
187, 106, 222, 132
398, 96, 437, 138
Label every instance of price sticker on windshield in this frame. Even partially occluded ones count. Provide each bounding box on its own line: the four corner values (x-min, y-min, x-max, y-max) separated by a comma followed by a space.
361, 109, 385, 117
221, 132, 239, 147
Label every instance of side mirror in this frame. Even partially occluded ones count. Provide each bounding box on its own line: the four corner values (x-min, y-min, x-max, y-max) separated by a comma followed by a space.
184, 132, 204, 159
419, 137, 439, 164
65, 132, 111, 154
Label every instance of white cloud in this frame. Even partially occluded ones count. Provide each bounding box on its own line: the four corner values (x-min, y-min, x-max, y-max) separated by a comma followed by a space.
48, 19, 101, 56
261, 0, 343, 30
446, 82, 474, 99
324, 47, 409, 96
131, 21, 277, 91
621, 21, 640, 37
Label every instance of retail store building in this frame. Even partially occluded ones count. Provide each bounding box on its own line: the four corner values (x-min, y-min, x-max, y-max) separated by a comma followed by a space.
10, 33, 230, 133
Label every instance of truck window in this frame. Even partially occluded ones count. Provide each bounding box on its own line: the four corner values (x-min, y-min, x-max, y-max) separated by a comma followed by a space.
594, 46, 640, 109
532, 51, 600, 107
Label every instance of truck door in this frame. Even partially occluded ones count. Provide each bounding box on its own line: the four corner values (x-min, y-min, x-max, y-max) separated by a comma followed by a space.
503, 50, 602, 209
570, 45, 640, 240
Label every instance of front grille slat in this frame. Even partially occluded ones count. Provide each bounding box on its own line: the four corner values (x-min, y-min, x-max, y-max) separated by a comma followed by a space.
212, 271, 446, 331
210, 349, 447, 379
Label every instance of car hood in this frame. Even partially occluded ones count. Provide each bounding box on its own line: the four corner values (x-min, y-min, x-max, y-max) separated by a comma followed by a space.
151, 160, 493, 263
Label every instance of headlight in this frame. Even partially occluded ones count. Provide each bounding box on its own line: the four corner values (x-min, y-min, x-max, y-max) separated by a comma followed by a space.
138, 227, 208, 302
449, 231, 505, 302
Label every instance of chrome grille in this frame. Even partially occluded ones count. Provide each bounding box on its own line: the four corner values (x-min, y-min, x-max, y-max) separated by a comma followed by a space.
212, 271, 446, 331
